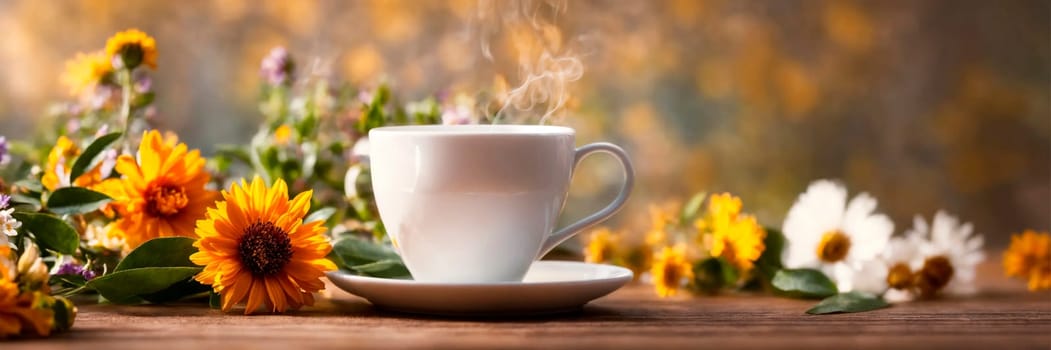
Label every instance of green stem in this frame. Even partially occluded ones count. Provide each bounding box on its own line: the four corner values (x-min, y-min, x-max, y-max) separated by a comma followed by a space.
119, 69, 134, 154
248, 134, 273, 185
59, 285, 89, 298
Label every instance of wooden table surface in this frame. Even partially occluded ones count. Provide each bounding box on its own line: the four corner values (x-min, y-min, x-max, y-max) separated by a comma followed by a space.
7, 259, 1051, 350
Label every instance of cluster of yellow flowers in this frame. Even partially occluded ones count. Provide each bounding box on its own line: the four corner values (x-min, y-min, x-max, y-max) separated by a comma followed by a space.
585, 193, 767, 297
34, 29, 337, 317
590, 187, 1050, 299
60, 29, 156, 97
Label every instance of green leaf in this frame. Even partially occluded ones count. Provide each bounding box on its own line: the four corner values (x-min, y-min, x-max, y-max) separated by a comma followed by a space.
133, 92, 155, 108
304, 207, 337, 224
140, 278, 210, 304
772, 268, 838, 299
9, 193, 42, 210
807, 292, 890, 315
46, 187, 111, 215
115, 237, 199, 271
13, 179, 43, 194
215, 145, 253, 165
333, 237, 401, 267
350, 259, 411, 279
755, 227, 785, 282
13, 212, 79, 254
69, 132, 121, 182
680, 192, 707, 224
50, 274, 88, 288
86, 267, 202, 304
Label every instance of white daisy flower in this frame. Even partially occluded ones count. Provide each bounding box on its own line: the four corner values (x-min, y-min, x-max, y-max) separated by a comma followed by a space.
1, 207, 21, 245
907, 211, 985, 296
847, 259, 889, 295
781, 179, 894, 292
881, 232, 928, 302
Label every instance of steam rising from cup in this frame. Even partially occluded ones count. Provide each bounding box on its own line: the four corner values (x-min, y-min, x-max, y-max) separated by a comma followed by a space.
475, 0, 584, 125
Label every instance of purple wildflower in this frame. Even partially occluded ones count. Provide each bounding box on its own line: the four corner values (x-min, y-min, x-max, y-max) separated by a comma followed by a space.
54, 261, 96, 281
357, 89, 374, 105
0, 194, 10, 209
441, 95, 477, 125
65, 117, 82, 134
110, 54, 125, 70
0, 136, 9, 165
260, 47, 295, 86
134, 72, 152, 94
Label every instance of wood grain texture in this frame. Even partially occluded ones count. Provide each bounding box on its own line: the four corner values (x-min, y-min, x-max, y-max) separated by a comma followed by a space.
5, 259, 1051, 349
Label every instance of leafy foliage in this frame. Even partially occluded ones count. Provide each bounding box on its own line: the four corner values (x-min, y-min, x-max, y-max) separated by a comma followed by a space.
46, 187, 111, 215
86, 237, 206, 304
771, 268, 838, 299
13, 212, 79, 254
331, 237, 411, 279
807, 292, 890, 314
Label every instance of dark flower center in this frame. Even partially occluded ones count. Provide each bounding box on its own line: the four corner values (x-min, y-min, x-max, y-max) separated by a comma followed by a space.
816, 230, 851, 263
238, 221, 293, 277
915, 255, 954, 297
662, 262, 682, 287
145, 184, 188, 217
119, 44, 144, 69
886, 263, 914, 290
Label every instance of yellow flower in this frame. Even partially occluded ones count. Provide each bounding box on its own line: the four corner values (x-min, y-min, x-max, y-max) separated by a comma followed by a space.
705, 193, 742, 224
711, 215, 766, 272
105, 29, 157, 69
651, 244, 693, 297
191, 177, 336, 315
584, 227, 620, 264
0, 283, 54, 338
273, 124, 293, 145
0, 250, 54, 338
698, 193, 766, 272
60, 51, 112, 96
104, 130, 217, 250
41, 136, 107, 191
628, 204, 677, 278
1003, 230, 1051, 291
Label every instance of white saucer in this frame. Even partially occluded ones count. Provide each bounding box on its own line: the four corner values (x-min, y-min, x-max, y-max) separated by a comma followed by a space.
326, 261, 633, 316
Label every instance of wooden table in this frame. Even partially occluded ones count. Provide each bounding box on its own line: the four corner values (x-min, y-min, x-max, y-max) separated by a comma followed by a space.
7, 260, 1051, 349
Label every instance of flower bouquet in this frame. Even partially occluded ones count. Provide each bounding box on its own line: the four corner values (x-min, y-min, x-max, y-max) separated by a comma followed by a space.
0, 29, 460, 337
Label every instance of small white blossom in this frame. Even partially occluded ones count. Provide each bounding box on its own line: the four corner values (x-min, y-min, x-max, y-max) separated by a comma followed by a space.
1, 208, 21, 245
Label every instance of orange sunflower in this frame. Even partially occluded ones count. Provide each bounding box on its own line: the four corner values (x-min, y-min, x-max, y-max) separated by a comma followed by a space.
104, 130, 217, 250
191, 177, 335, 315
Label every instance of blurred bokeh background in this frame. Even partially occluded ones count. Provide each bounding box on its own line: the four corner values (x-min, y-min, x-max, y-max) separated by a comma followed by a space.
0, 0, 1047, 247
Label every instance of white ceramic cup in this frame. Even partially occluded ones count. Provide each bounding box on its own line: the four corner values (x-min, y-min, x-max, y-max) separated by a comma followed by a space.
369, 125, 634, 283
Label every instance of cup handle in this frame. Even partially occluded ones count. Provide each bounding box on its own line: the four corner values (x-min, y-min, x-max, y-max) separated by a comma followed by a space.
537, 142, 635, 259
